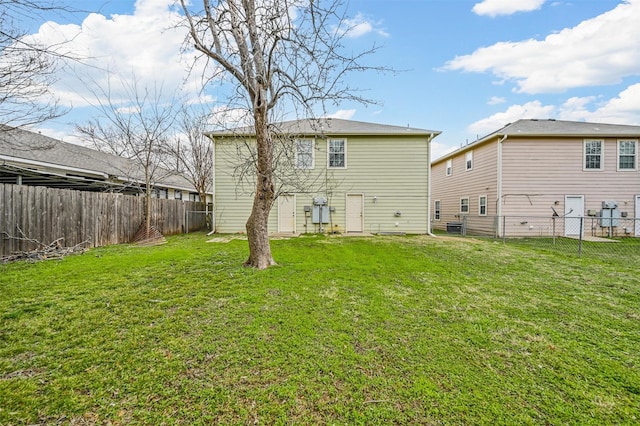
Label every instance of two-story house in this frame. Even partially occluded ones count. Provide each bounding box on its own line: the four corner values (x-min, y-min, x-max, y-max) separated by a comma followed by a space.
431, 119, 640, 238
208, 118, 441, 234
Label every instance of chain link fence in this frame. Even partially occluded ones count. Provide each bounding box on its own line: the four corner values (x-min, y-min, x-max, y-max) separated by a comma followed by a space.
440, 215, 640, 261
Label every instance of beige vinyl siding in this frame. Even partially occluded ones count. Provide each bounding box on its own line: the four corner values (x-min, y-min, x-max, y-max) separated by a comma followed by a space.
430, 141, 498, 234
213, 134, 431, 234
501, 137, 639, 217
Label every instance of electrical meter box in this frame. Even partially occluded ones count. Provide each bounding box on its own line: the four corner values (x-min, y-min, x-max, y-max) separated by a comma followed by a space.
312, 197, 329, 224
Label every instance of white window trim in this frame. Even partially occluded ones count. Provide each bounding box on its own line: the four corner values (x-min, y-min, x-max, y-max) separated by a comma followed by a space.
465, 151, 473, 171
434, 200, 441, 221
446, 159, 452, 176
583, 139, 604, 171
478, 195, 487, 216
295, 138, 315, 169
327, 138, 347, 169
460, 197, 469, 214
617, 139, 637, 171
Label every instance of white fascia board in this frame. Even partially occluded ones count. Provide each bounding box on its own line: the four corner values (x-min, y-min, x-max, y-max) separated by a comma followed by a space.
0, 154, 109, 179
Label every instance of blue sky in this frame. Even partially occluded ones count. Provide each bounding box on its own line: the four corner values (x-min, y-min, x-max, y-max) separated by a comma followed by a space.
22, 0, 640, 159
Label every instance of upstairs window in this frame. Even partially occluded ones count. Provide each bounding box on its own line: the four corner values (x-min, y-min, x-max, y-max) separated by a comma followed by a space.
446, 159, 452, 176
618, 140, 637, 170
584, 140, 603, 170
295, 139, 315, 169
328, 139, 346, 168
465, 151, 473, 171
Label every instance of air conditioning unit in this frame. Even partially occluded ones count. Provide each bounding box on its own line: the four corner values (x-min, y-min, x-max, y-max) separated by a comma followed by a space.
602, 200, 618, 209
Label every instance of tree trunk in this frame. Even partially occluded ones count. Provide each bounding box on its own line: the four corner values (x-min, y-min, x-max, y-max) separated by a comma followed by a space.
244, 106, 276, 269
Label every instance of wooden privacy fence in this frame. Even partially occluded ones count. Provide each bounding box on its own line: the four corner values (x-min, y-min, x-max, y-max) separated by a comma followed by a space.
0, 183, 208, 256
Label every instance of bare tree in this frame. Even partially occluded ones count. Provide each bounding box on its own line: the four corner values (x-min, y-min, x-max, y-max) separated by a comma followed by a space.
75, 76, 179, 239
0, 0, 75, 128
180, 0, 387, 269
170, 105, 214, 211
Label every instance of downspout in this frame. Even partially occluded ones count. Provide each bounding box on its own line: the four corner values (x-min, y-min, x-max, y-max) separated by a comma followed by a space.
208, 135, 217, 235
426, 133, 437, 236
496, 134, 507, 237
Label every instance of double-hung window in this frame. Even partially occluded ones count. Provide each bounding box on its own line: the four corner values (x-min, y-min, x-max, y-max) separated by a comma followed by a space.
584, 139, 603, 170
479, 195, 487, 216
295, 139, 315, 169
618, 140, 637, 170
465, 151, 473, 171
460, 197, 469, 214
434, 200, 441, 220
328, 139, 346, 168
446, 159, 452, 176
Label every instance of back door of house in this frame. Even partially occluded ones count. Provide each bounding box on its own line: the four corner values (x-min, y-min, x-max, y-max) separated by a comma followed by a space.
346, 194, 364, 233
564, 195, 584, 236
278, 194, 296, 233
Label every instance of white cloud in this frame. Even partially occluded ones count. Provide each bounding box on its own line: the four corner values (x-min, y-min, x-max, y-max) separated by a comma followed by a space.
446, 0, 640, 94
488, 96, 506, 105
431, 141, 457, 161
27, 0, 199, 110
468, 83, 640, 135
469, 101, 556, 135
327, 109, 357, 119
472, 0, 546, 17
335, 13, 388, 38
559, 83, 640, 124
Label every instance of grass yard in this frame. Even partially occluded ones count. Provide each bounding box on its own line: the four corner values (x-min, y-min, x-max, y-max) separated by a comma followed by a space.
1, 233, 639, 425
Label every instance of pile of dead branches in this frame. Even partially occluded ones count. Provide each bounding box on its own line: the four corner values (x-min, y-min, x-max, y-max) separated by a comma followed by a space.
1, 228, 90, 264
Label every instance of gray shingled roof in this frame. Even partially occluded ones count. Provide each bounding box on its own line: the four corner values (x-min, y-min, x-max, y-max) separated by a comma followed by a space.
208, 118, 441, 137
0, 125, 195, 191
433, 119, 640, 164
497, 119, 640, 137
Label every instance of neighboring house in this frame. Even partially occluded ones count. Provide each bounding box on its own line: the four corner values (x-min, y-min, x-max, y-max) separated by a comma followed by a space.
431, 119, 640, 237
0, 125, 207, 201
208, 118, 441, 234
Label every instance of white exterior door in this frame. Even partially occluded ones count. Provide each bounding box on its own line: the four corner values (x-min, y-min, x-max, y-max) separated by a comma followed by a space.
564, 195, 584, 236
278, 194, 296, 233
635, 195, 640, 237
346, 194, 364, 233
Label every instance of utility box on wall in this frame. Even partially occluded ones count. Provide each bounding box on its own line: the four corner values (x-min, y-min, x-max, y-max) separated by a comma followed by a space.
600, 200, 620, 227
312, 197, 329, 224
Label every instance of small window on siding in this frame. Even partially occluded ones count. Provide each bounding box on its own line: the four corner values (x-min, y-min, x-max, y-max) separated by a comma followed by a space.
434, 200, 441, 220
153, 188, 168, 199
174, 190, 183, 200
584, 139, 603, 170
189, 193, 201, 202
460, 197, 469, 214
618, 140, 637, 170
296, 139, 315, 169
479, 195, 487, 216
328, 139, 346, 168
465, 151, 473, 171
446, 159, 452, 176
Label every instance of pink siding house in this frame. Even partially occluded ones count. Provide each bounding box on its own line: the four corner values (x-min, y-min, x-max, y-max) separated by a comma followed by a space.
430, 119, 640, 238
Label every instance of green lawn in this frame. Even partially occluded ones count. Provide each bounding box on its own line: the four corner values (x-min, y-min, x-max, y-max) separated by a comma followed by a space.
1, 233, 639, 425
